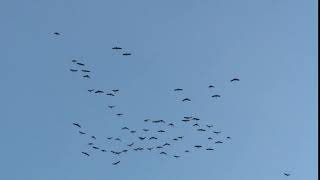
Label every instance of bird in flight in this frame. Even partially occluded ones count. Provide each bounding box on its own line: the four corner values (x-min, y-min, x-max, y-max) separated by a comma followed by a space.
73, 123, 81, 128
193, 123, 200, 127
215, 141, 223, 144
130, 130, 136, 133
79, 131, 86, 135
178, 136, 184, 140
106, 93, 115, 96
208, 137, 213, 140
112, 47, 122, 50
192, 118, 200, 121
122, 53, 131, 56
108, 105, 116, 109
114, 138, 121, 141
194, 145, 202, 148
158, 130, 165, 133
107, 137, 113, 140
160, 152, 167, 155
173, 155, 180, 158
121, 127, 129, 130
112, 161, 120, 165
143, 128, 149, 132
76, 62, 85, 66
213, 131, 222, 135
112, 89, 119, 93
144, 119, 150, 122
230, 78, 240, 82
127, 142, 134, 147
83, 75, 91, 79
182, 98, 191, 102
174, 88, 183, 91
72, 60, 77, 63
81, 152, 90, 156
163, 143, 170, 146
206, 124, 213, 128
91, 136, 96, 140
88, 89, 95, 93
147, 147, 154, 151
283, 173, 291, 176
139, 137, 146, 140
206, 148, 214, 151
168, 123, 174, 127
149, 137, 157, 140
197, 129, 206, 132
70, 69, 78, 72
92, 146, 99, 150
101, 149, 107, 152
208, 85, 215, 88
116, 113, 123, 116
182, 119, 191, 122
226, 136, 231, 139
53, 32, 60, 35
212, 95, 221, 98
81, 69, 90, 73
95, 90, 104, 94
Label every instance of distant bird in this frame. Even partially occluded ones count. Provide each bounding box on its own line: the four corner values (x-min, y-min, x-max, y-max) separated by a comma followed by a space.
70, 69, 78, 72
173, 138, 179, 141
106, 93, 115, 96
163, 143, 170, 146
144, 119, 150, 122
284, 173, 290, 176
173, 155, 180, 158
88, 143, 93, 146
79, 131, 86, 135
112, 89, 119, 93
122, 149, 128, 153
130, 130, 136, 133
178, 136, 184, 140
159, 120, 166, 123
182, 119, 190, 122
168, 123, 174, 127
174, 88, 183, 91
88, 89, 95, 93
116, 113, 123, 116
197, 129, 206, 132
184, 116, 193, 119
192, 118, 200, 121
91, 136, 96, 140
71, 60, 77, 63
194, 145, 202, 148
206, 148, 214, 151
182, 98, 191, 102
226, 136, 231, 139
76, 62, 85, 66
139, 137, 146, 140
208, 85, 215, 88
108, 105, 116, 109
149, 137, 157, 140
122, 53, 131, 56
114, 138, 121, 141
83, 75, 90, 79
101, 149, 107, 152
156, 146, 163, 149
158, 130, 165, 133
122, 127, 129, 130
208, 137, 213, 140
92, 146, 99, 150
81, 152, 90, 156
215, 141, 223, 144
95, 90, 104, 93
193, 123, 200, 127
147, 147, 154, 151
142, 128, 149, 132
211, 95, 221, 98
185, 150, 190, 153
112, 161, 120, 165
213, 131, 222, 135
81, 70, 90, 73
53, 32, 60, 35
73, 123, 81, 128
160, 152, 167, 155
206, 124, 213, 128
127, 142, 134, 147
230, 78, 240, 82
112, 47, 122, 50
107, 137, 113, 140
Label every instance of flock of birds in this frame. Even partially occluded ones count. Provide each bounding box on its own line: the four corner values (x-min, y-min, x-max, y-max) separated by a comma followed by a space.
54, 32, 291, 177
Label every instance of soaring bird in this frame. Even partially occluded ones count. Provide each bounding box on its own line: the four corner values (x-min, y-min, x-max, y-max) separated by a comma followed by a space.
147, 147, 154, 151
127, 142, 134, 147
230, 78, 240, 82
206, 148, 214, 151
178, 136, 184, 140
81, 70, 90, 73
208, 137, 213, 140
114, 138, 121, 141
112, 89, 119, 93
106, 93, 115, 96
122, 149, 128, 153
112, 161, 120, 165
284, 173, 291, 176
71, 60, 77, 63
160, 152, 167, 155
122, 53, 131, 56
88, 89, 95, 93
185, 150, 190, 153
159, 120, 166, 123
213, 131, 222, 135
182, 98, 191, 102
142, 128, 149, 132
174, 88, 183, 91
197, 129, 206, 132
81, 152, 90, 156
107, 137, 113, 140
79, 131, 86, 135
158, 130, 165, 133
156, 146, 163, 149
194, 145, 202, 148
173, 138, 179, 141
73, 123, 81, 128
139, 137, 146, 140
163, 143, 170, 146
116, 113, 123, 116
108, 105, 116, 109
184, 116, 193, 119
211, 95, 221, 98
83, 75, 90, 79
88, 143, 93, 146
70, 69, 78, 72
208, 85, 215, 88
76, 62, 85, 66
122, 127, 129, 130
215, 141, 223, 144
95, 90, 104, 93
91, 136, 96, 140
192, 118, 200, 121
149, 137, 157, 140
206, 124, 213, 128
173, 155, 180, 158
226, 136, 231, 139
101, 149, 107, 152
53, 32, 60, 35
193, 123, 200, 127
92, 146, 99, 150
144, 119, 150, 122
182, 119, 190, 122
112, 47, 122, 50
130, 130, 136, 133
168, 123, 174, 127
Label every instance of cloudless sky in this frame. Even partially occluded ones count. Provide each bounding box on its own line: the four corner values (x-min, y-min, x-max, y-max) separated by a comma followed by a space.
0, 0, 317, 180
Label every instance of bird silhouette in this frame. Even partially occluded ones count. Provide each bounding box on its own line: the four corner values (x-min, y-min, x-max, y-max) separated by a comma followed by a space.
79, 131, 86, 135
73, 123, 81, 128
130, 130, 136, 133
160, 152, 167, 155
81, 70, 90, 73
122, 53, 131, 56
101, 149, 107, 152
88, 89, 95, 93
184, 116, 193, 119
149, 137, 157, 140
182, 98, 191, 102
92, 146, 99, 150
230, 78, 240, 82
197, 129, 206, 132
112, 89, 119, 93
108, 105, 116, 109
208, 85, 215, 88
158, 130, 165, 133
192, 118, 200, 121
168, 123, 174, 127
182, 119, 191, 122
147, 147, 154, 151
112, 161, 120, 165
76, 62, 85, 66
206, 124, 213, 128
194, 145, 202, 148
116, 113, 123, 116
173, 155, 180, 158
53, 32, 60, 35
208, 137, 213, 140
139, 137, 146, 140
71, 60, 77, 63
215, 141, 223, 144
106, 93, 115, 96
114, 138, 121, 141
284, 173, 291, 176
193, 123, 200, 127
95, 90, 104, 93
91, 136, 96, 140
127, 142, 134, 147
163, 143, 170, 146
83, 75, 91, 79
226, 136, 231, 139
144, 119, 150, 122
112, 47, 122, 50
107, 137, 113, 140
212, 95, 221, 98
142, 128, 149, 132
88, 143, 93, 146
206, 148, 214, 151
213, 131, 222, 135
81, 152, 90, 156
121, 127, 129, 130
70, 69, 78, 72
174, 88, 183, 91
178, 136, 184, 140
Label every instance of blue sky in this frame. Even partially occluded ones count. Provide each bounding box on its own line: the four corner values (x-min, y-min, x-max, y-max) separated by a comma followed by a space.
0, 0, 317, 180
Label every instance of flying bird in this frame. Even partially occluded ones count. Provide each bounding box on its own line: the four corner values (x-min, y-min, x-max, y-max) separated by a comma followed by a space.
144, 119, 150, 122
116, 113, 123, 116
194, 145, 202, 148
206, 124, 213, 128
163, 143, 170, 146
158, 130, 165, 133
91, 136, 96, 140
112, 47, 122, 50
174, 88, 183, 91
76, 62, 85, 66
81, 152, 90, 156
92, 146, 99, 150
142, 128, 149, 132
71, 60, 77, 63
149, 137, 158, 140
79, 131, 86, 135
192, 118, 200, 121
81, 70, 90, 73
112, 89, 119, 93
213, 131, 222, 135
106, 93, 115, 96
112, 161, 120, 165
182, 119, 190, 122
107, 137, 113, 140
53, 32, 60, 35
193, 123, 200, 127
70, 69, 78, 72
168, 123, 174, 127
206, 148, 214, 151
73, 123, 81, 128
173, 155, 180, 158
212, 95, 221, 98
88, 143, 93, 146
101, 149, 107, 152
197, 129, 206, 132
95, 90, 104, 93
284, 173, 290, 176
122, 53, 131, 56
230, 78, 240, 82
114, 138, 121, 141
182, 98, 191, 102
160, 152, 167, 155
215, 141, 223, 144
208, 137, 213, 140
130, 130, 136, 133
108, 105, 116, 109
121, 127, 129, 130
147, 147, 154, 151
178, 136, 184, 139
139, 137, 146, 140
226, 136, 231, 139
83, 75, 90, 79
208, 85, 215, 88
127, 142, 134, 147
88, 89, 95, 93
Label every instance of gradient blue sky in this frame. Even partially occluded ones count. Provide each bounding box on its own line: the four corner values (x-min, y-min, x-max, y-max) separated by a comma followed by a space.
0, 0, 317, 180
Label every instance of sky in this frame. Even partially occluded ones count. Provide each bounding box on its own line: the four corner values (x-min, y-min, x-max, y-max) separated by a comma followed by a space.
0, 0, 318, 180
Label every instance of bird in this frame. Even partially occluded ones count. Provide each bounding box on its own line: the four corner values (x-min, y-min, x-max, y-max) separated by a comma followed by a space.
173, 138, 179, 141
121, 127, 129, 130
149, 137, 158, 140
114, 138, 121, 141
192, 118, 200, 121
147, 147, 154, 151
230, 78, 240, 82
213, 131, 222, 135
70, 69, 78, 72
130, 130, 136, 133
185, 150, 190, 153
197, 129, 206, 132
193, 123, 200, 127
83, 75, 91, 79
95, 90, 104, 93
174, 88, 183, 91
53, 32, 60, 35
160, 152, 167, 155
88, 143, 94, 146
92, 146, 99, 150
108, 105, 116, 109
163, 143, 170, 146
112, 161, 120, 165
88, 89, 95, 93
81, 70, 90, 73
122, 149, 128, 153
226, 136, 231, 139
122, 53, 131, 56
211, 95, 221, 98
142, 128, 149, 132
79, 131, 86, 135
112, 47, 122, 50
101, 149, 107, 152
139, 137, 146, 140
156, 146, 163, 149
206, 148, 214, 151
178, 136, 184, 140
284, 173, 290, 176
182, 119, 191, 122
76, 62, 85, 66
184, 116, 193, 119
194, 145, 202, 148
182, 98, 191, 102
144, 119, 150, 122
71, 60, 77, 63
206, 124, 213, 128
208, 85, 215, 88
106, 93, 115, 96
112, 89, 119, 93
173, 155, 180, 158
116, 113, 123, 116
168, 123, 174, 127
158, 130, 165, 133
73, 123, 81, 128
127, 142, 134, 147
81, 152, 90, 156
107, 137, 113, 140
91, 136, 96, 140
208, 137, 213, 140
215, 141, 223, 144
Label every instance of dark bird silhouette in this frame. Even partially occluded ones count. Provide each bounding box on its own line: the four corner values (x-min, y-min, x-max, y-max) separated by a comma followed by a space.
284, 173, 290, 176
53, 32, 60, 35
92, 146, 99, 150
174, 88, 183, 91
206, 148, 214, 151
156, 146, 163, 149
208, 85, 215, 88
122, 53, 131, 56
193, 123, 200, 127
194, 145, 202, 148
192, 118, 200, 121
206, 124, 213, 128
147, 147, 154, 151
197, 129, 206, 132
178, 136, 184, 139
122, 127, 129, 130
213, 131, 222, 135
163, 143, 170, 146
101, 149, 107, 152
91, 136, 96, 140
130, 130, 136, 133
182, 98, 191, 102
81, 70, 90, 73
143, 128, 149, 132
73, 123, 81, 128
185, 150, 190, 153
81, 152, 90, 156
76, 62, 85, 66
71, 60, 77, 63
88, 143, 94, 146
215, 141, 223, 144
88, 89, 95, 93
184, 116, 193, 119
116, 113, 123, 116
230, 78, 240, 82
83, 75, 90, 79
79, 131, 86, 135
149, 137, 158, 140
208, 137, 213, 140
158, 130, 165, 133
211, 95, 221, 98
122, 149, 128, 153
127, 142, 134, 147
182, 119, 190, 122
226, 136, 231, 139
112, 47, 122, 50
108, 105, 116, 109
173, 155, 180, 158
112, 89, 119, 93
95, 90, 104, 93
160, 152, 167, 155
114, 138, 121, 141
70, 69, 78, 72
173, 138, 179, 141
139, 137, 146, 140
106, 93, 115, 96
144, 119, 150, 122
168, 123, 174, 127
112, 161, 120, 165
107, 137, 113, 140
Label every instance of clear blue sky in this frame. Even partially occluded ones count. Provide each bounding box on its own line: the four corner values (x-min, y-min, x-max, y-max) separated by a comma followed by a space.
0, 0, 317, 179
